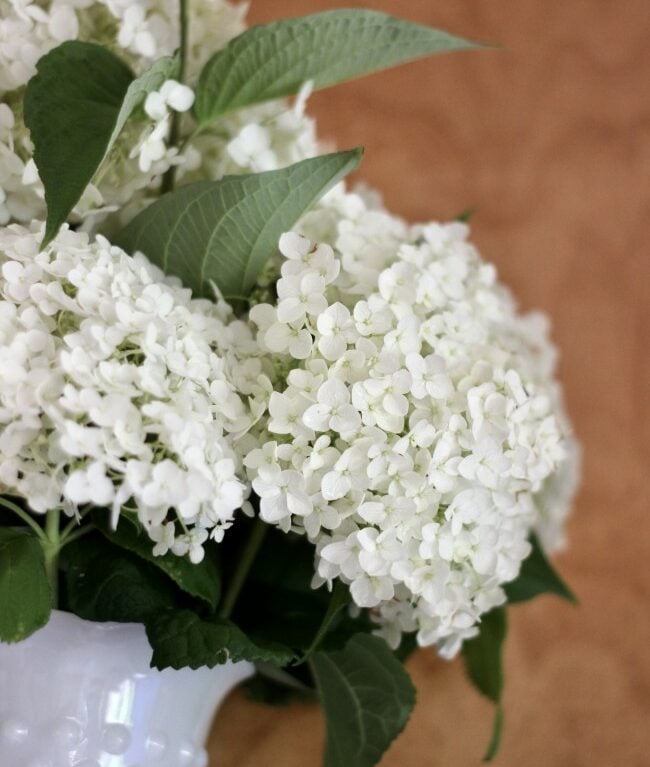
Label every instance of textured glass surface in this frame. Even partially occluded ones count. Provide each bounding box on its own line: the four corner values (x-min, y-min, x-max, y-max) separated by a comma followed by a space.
0, 610, 253, 767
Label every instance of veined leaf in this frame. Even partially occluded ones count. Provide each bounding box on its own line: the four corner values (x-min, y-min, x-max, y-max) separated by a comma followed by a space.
65, 535, 180, 624
24, 41, 134, 246
0, 528, 51, 642
505, 534, 577, 605
116, 149, 362, 300
195, 9, 482, 124
311, 634, 416, 767
462, 607, 507, 761
146, 609, 295, 670
94, 512, 220, 611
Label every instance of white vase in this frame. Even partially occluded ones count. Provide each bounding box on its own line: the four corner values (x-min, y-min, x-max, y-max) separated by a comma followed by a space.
0, 610, 254, 767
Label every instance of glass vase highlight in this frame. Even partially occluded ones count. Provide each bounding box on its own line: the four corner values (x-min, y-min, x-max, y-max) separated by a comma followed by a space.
0, 610, 253, 767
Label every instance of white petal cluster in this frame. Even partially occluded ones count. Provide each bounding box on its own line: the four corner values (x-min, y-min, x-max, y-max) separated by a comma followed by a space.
181, 82, 318, 185
0, 0, 80, 94
0, 0, 249, 231
245, 192, 578, 656
0, 223, 258, 563
0, 0, 246, 94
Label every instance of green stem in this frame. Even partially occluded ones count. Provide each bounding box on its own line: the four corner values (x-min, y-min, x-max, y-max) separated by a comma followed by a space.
219, 518, 268, 619
0, 497, 47, 541
160, 0, 189, 195
60, 524, 93, 547
43, 509, 60, 608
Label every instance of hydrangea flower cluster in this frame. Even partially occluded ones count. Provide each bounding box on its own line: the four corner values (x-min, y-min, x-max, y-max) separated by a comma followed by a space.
0, 0, 246, 93
0, 0, 316, 233
245, 191, 578, 656
0, 222, 260, 562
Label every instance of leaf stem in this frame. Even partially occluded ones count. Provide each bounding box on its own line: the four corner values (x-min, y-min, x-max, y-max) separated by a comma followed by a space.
43, 509, 60, 608
219, 518, 268, 619
160, 0, 189, 195
0, 497, 47, 541
60, 524, 93, 547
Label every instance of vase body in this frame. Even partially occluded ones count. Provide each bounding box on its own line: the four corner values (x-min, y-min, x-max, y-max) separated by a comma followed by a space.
0, 610, 253, 767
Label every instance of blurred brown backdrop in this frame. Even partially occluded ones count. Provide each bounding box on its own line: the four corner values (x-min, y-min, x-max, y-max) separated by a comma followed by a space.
209, 1, 650, 765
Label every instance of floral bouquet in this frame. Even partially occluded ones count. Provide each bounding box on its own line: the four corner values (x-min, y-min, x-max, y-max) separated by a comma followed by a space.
0, 1, 579, 764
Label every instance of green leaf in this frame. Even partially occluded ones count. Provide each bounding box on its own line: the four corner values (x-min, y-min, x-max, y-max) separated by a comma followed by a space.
483, 704, 504, 762
296, 579, 350, 663
311, 634, 416, 767
116, 149, 362, 300
23, 41, 134, 247
505, 535, 577, 605
145, 609, 296, 670
195, 9, 482, 124
107, 54, 179, 152
0, 528, 51, 643
94, 512, 220, 611
65, 534, 180, 624
462, 607, 507, 762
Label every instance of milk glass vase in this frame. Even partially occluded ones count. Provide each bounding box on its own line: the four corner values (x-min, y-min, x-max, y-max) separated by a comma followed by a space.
0, 610, 253, 767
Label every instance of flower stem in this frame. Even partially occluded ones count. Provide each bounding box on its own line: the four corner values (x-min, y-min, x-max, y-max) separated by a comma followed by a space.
60, 524, 93, 547
0, 497, 47, 541
160, 0, 189, 195
43, 509, 60, 608
219, 518, 268, 619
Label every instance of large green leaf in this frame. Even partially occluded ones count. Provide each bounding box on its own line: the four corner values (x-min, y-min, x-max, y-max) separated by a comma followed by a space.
0, 528, 51, 643
23, 41, 134, 247
311, 634, 416, 767
505, 534, 576, 605
94, 512, 220, 611
462, 607, 507, 761
145, 609, 296, 670
195, 9, 481, 124
65, 535, 180, 624
116, 149, 362, 300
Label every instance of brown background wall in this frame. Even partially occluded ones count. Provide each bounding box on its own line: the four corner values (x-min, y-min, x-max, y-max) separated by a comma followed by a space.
209, 1, 650, 764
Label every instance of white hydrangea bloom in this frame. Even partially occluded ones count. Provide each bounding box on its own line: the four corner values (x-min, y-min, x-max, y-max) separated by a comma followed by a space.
245, 196, 579, 657
181, 82, 319, 186
0, 0, 247, 95
0, 222, 264, 562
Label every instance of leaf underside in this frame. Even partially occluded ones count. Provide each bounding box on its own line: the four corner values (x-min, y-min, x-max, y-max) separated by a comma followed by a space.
196, 9, 481, 123
116, 149, 362, 300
